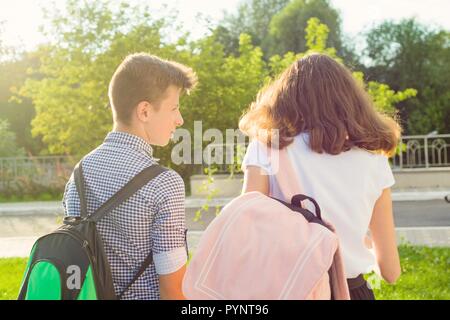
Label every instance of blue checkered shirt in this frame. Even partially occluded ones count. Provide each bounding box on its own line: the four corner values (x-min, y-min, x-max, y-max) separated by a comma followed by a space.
63, 131, 188, 300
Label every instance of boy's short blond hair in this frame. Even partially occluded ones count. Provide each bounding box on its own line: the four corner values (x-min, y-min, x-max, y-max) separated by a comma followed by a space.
108, 53, 197, 124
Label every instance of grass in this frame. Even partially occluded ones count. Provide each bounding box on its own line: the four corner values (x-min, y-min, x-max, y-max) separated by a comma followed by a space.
1, 245, 449, 300
0, 257, 28, 300
371, 244, 450, 300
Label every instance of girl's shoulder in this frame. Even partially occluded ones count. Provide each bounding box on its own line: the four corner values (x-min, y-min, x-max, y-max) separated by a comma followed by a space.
292, 132, 389, 159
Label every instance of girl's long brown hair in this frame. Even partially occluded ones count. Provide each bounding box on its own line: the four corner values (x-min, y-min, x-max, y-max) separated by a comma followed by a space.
239, 53, 401, 156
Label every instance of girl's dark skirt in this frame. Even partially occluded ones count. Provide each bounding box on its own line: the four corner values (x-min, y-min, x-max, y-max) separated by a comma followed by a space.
347, 274, 376, 300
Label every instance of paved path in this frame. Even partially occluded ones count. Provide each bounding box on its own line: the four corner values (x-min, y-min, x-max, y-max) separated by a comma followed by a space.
1, 201, 449, 236
1, 189, 449, 258
1, 188, 449, 215
1, 227, 449, 258
392, 200, 450, 227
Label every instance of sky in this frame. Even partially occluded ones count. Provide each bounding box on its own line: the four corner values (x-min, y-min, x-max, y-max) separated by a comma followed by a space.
0, 0, 449, 51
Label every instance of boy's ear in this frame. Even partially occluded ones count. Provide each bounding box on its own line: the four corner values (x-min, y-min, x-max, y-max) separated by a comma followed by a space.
136, 101, 151, 122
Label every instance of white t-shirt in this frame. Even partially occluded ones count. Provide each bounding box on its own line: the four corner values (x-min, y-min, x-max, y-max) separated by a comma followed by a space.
241, 132, 395, 278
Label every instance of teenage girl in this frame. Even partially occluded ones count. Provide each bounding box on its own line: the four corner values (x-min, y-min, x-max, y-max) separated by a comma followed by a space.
239, 53, 401, 300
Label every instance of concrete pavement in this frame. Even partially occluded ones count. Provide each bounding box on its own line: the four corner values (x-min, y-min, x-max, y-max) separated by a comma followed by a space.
1, 227, 449, 258
0, 232, 205, 258
1, 188, 449, 258
1, 187, 449, 216
1, 227, 450, 258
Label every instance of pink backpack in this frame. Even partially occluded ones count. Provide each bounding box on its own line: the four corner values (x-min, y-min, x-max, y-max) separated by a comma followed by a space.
183, 146, 350, 300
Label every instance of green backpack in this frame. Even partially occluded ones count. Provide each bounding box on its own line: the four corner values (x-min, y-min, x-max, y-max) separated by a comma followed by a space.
18, 162, 167, 300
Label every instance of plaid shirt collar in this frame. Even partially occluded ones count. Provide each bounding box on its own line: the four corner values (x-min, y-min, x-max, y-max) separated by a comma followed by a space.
104, 131, 154, 158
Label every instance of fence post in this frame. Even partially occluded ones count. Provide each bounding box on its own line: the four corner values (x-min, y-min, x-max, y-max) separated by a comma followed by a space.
14, 158, 17, 179
399, 137, 403, 169
424, 137, 429, 168
0, 158, 3, 187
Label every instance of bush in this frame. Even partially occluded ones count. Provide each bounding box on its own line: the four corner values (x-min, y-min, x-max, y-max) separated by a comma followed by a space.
0, 176, 65, 202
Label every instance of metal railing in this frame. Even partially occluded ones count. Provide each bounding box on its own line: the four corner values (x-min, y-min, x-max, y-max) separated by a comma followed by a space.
201, 134, 450, 173
202, 142, 248, 174
0, 156, 76, 188
1, 134, 448, 187
392, 134, 450, 170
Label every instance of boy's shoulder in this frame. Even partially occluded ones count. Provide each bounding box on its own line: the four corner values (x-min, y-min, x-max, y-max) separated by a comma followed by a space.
82, 141, 154, 168
74, 139, 185, 192
151, 168, 185, 193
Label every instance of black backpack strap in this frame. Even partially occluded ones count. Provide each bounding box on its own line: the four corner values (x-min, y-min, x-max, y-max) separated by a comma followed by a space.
118, 253, 154, 299
76, 164, 168, 299
73, 162, 88, 219
104, 165, 167, 299
88, 165, 168, 223
119, 227, 191, 300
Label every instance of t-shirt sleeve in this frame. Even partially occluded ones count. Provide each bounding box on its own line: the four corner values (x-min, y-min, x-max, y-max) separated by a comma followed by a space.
241, 140, 273, 175
378, 155, 395, 190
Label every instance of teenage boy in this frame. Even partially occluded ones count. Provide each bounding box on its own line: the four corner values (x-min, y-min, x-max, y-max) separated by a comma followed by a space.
63, 53, 197, 299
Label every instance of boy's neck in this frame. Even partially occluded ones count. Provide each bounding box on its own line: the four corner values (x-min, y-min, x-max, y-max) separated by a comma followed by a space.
113, 122, 149, 144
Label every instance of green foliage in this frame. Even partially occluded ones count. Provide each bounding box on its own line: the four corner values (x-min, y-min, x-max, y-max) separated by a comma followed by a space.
214, 0, 348, 62
0, 257, 27, 300
214, 0, 290, 55
304, 17, 337, 57
265, 18, 330, 78
364, 19, 450, 134
0, 119, 25, 157
183, 33, 267, 133
305, 19, 416, 117
0, 52, 43, 155
0, 176, 65, 202
372, 245, 450, 300
366, 81, 417, 115
408, 89, 450, 135
268, 0, 342, 56
2, 2, 446, 164
266, 18, 416, 118
11, 0, 417, 180
160, 32, 269, 181
193, 167, 220, 223
19, 1, 182, 156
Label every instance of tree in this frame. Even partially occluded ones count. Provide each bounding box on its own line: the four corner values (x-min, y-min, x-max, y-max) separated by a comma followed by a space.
214, 0, 290, 55
265, 18, 417, 117
165, 33, 268, 180
19, 0, 183, 156
0, 22, 43, 155
364, 19, 450, 134
183, 33, 267, 131
0, 119, 25, 157
267, 0, 343, 57
19, 0, 269, 154
18, 0, 417, 185
0, 52, 44, 155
